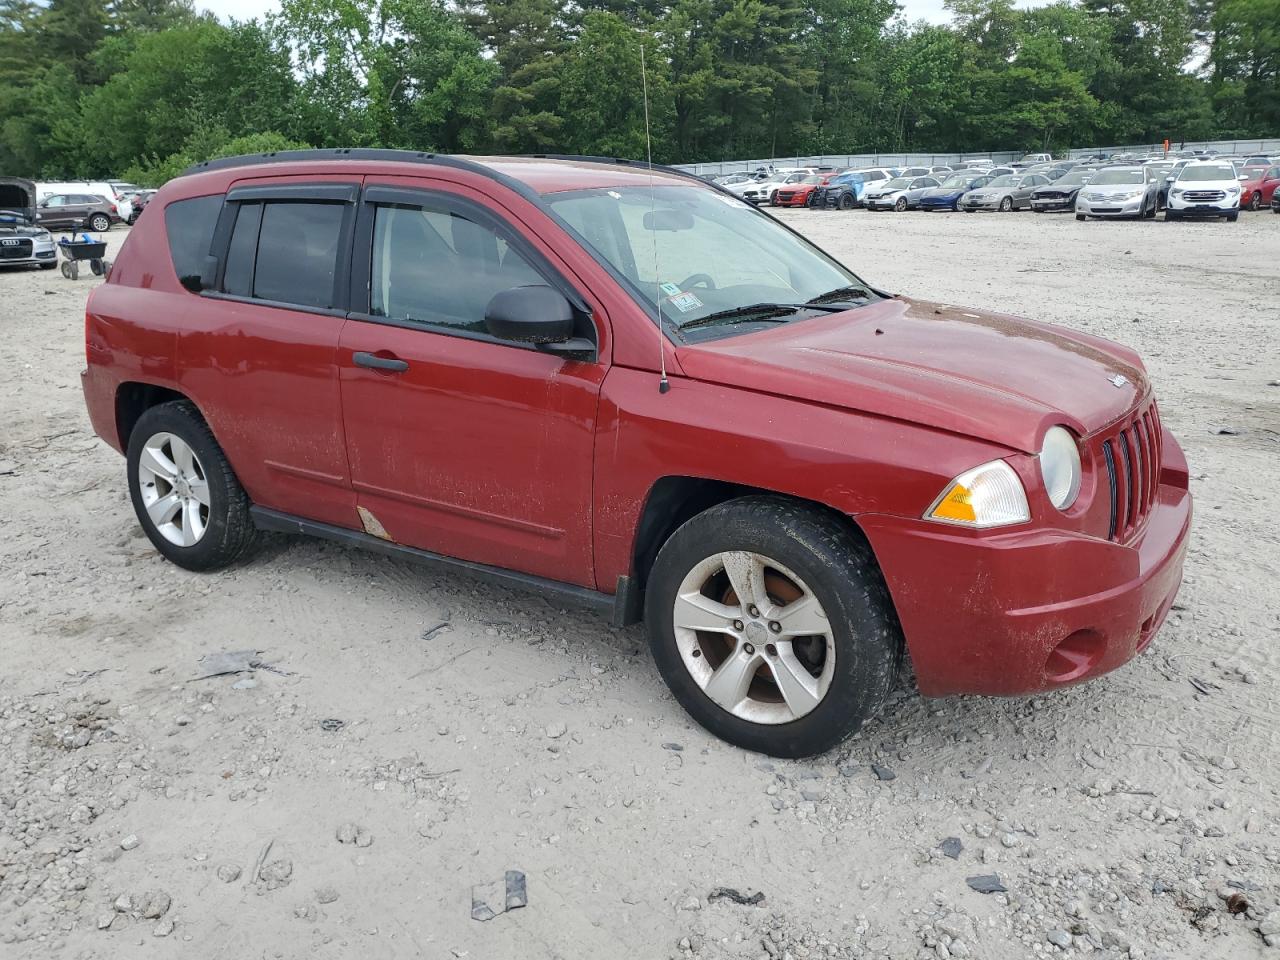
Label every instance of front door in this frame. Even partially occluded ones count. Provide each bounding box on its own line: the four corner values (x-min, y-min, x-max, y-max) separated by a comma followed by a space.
38, 195, 79, 230
337, 179, 606, 588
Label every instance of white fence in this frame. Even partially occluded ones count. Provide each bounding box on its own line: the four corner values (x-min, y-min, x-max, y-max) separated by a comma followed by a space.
671, 138, 1280, 175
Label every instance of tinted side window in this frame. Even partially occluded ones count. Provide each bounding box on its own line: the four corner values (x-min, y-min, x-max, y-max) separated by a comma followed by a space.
369, 203, 543, 334
222, 202, 262, 298
252, 202, 343, 309
164, 194, 223, 289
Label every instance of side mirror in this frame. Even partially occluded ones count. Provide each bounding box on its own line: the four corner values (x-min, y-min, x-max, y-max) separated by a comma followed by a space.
1166, 176, 1175, 183
485, 285, 594, 359
38, 199, 49, 207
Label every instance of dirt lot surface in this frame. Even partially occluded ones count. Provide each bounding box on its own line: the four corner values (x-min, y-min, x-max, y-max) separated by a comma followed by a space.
2, 210, 1278, 960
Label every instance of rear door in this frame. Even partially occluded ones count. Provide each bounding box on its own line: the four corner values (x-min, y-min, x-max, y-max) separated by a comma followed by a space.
336, 177, 606, 587
178, 177, 361, 527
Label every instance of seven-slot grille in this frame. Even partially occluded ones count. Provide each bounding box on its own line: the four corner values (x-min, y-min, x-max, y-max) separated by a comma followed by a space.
1098, 400, 1163, 542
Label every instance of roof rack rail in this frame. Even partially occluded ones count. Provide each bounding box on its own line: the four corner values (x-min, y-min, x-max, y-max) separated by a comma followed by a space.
525, 154, 735, 196
178, 148, 543, 205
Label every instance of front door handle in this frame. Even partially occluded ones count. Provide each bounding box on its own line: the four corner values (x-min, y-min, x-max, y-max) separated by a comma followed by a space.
352, 351, 409, 373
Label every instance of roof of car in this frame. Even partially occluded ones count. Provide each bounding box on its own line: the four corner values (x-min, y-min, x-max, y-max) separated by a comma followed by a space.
180, 149, 704, 197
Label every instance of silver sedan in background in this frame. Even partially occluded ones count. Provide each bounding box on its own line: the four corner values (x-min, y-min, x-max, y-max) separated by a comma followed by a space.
1074, 166, 1161, 220
958, 173, 1050, 211
864, 175, 941, 211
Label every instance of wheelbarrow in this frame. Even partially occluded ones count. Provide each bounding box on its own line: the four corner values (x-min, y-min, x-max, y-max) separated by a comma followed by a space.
57, 235, 109, 280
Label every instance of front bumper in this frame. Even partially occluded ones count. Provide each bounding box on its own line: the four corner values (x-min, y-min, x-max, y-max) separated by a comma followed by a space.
1168, 196, 1239, 216
859, 434, 1191, 697
959, 198, 1001, 211
864, 196, 901, 210
1076, 195, 1146, 217
1030, 197, 1074, 211
919, 197, 961, 210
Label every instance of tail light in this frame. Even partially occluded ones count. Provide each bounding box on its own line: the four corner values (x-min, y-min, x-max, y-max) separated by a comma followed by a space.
109, 203, 117, 214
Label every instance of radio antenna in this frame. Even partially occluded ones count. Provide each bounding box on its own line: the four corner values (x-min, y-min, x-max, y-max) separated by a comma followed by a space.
640, 43, 670, 395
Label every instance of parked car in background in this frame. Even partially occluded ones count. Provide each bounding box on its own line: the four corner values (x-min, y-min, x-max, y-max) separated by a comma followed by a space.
0, 176, 57, 269
918, 173, 993, 211
1074, 166, 1160, 220
959, 174, 1048, 211
811, 171, 867, 209
773, 174, 830, 208
81, 149, 1191, 758
899, 167, 932, 178
740, 171, 810, 205
1239, 155, 1276, 173
864, 176, 940, 211
126, 189, 157, 224
1019, 153, 1053, 164
1165, 161, 1242, 221
928, 165, 954, 178
38, 181, 135, 222
1238, 165, 1280, 210
1030, 168, 1094, 212
35, 192, 119, 232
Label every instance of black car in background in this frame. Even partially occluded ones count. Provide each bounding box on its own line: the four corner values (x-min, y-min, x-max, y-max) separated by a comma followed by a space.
1029, 168, 1094, 212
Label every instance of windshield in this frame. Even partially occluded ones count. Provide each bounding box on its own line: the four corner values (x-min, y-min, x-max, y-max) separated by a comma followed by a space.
1056, 171, 1091, 185
546, 185, 874, 340
985, 176, 1016, 187
1178, 165, 1235, 182
1090, 169, 1145, 185
884, 177, 913, 189
801, 175, 823, 185
940, 175, 972, 188
833, 173, 863, 185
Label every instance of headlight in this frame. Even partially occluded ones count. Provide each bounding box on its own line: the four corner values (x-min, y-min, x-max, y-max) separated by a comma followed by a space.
36, 230, 51, 240
1039, 426, 1082, 511
1170, 188, 1184, 196
925, 460, 1030, 529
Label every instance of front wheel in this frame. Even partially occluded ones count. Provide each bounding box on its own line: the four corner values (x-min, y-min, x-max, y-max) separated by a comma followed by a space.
1075, 213, 1086, 221
1248, 192, 1260, 211
999, 197, 1013, 212
838, 194, 855, 211
127, 401, 259, 571
894, 197, 907, 212
644, 497, 902, 758
1225, 211, 1238, 222
1165, 210, 1180, 221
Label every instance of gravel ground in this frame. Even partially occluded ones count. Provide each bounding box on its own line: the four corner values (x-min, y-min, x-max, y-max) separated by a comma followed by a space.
1, 208, 1278, 960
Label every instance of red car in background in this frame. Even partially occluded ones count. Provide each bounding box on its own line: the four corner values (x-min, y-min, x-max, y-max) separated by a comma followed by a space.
1239, 164, 1280, 210
773, 174, 831, 207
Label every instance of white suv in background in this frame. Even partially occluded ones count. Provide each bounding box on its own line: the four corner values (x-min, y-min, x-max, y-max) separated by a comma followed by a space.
1164, 161, 1242, 221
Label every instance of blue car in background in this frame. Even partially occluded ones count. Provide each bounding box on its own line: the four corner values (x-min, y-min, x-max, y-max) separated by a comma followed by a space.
918, 173, 995, 211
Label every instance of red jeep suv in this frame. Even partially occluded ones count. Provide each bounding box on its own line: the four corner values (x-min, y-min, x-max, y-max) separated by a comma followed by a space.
82, 151, 1192, 757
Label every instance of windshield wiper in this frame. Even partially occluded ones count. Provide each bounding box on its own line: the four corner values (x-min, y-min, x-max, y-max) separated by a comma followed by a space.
676, 300, 852, 331
806, 285, 874, 306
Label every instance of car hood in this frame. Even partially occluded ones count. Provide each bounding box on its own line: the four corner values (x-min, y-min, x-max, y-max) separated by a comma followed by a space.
0, 176, 37, 224
675, 297, 1148, 454
1086, 183, 1146, 194
966, 188, 1010, 200
0, 221, 44, 237
921, 187, 964, 199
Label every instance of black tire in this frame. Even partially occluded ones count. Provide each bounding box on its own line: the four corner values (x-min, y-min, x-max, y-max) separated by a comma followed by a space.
894, 197, 907, 212
1075, 213, 1086, 221
1248, 192, 1259, 211
127, 401, 259, 571
39, 262, 55, 270
644, 496, 902, 758
88, 213, 111, 232
1225, 211, 1238, 222
838, 194, 855, 211
999, 197, 1013, 212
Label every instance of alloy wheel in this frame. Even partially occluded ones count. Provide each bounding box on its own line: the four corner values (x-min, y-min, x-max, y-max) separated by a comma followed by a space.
672, 551, 835, 725
137, 432, 211, 547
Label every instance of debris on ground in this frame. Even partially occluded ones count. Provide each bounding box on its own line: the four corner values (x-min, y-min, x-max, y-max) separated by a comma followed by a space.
939, 837, 963, 859
708, 886, 766, 906
471, 870, 527, 921
965, 874, 1007, 894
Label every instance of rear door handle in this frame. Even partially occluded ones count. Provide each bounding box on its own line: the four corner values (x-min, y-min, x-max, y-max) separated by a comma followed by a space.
352, 351, 409, 373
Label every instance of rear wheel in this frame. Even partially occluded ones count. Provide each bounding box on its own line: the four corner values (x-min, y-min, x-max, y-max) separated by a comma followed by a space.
127, 401, 259, 571
645, 497, 901, 757
88, 213, 111, 232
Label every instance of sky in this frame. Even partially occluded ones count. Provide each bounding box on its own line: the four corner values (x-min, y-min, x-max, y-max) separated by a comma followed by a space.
198, 0, 967, 27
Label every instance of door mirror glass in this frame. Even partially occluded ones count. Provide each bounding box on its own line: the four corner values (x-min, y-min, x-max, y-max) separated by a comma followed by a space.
485, 285, 574, 344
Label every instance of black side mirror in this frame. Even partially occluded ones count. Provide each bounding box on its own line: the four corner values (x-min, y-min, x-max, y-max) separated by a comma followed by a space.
485, 285, 595, 359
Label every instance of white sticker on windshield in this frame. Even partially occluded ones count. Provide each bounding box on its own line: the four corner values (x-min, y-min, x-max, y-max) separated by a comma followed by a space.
659, 281, 683, 297
668, 292, 703, 313
607, 191, 622, 200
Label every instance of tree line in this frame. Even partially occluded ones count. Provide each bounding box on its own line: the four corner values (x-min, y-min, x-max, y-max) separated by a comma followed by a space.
0, 0, 1276, 185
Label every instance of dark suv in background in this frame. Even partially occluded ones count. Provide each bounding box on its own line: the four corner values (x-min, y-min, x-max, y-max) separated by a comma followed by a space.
36, 193, 118, 232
